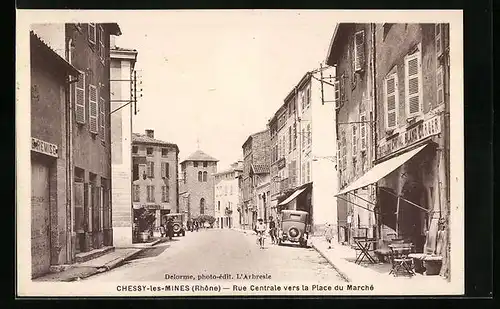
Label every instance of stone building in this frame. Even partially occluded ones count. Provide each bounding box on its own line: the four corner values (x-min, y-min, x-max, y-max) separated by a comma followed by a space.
327, 23, 451, 278
268, 67, 337, 235
131, 130, 179, 233
179, 150, 218, 221
241, 129, 270, 230
110, 41, 138, 247
30, 23, 122, 269
30, 31, 80, 278
214, 161, 243, 229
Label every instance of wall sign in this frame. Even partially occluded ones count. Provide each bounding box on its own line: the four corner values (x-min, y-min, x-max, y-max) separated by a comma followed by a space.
377, 115, 441, 159
277, 158, 286, 170
146, 204, 161, 210
31, 137, 58, 158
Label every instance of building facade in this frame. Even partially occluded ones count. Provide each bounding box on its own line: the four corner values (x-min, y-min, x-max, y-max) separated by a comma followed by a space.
131, 130, 179, 233
31, 23, 122, 265
179, 150, 218, 221
214, 161, 243, 229
241, 130, 270, 230
30, 31, 80, 278
268, 68, 337, 235
110, 42, 138, 247
327, 23, 451, 278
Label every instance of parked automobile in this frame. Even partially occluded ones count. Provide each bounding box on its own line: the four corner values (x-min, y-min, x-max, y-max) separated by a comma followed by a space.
164, 213, 186, 237
277, 210, 311, 247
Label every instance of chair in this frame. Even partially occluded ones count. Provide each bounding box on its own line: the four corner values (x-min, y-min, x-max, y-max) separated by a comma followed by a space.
388, 243, 415, 277
351, 236, 367, 261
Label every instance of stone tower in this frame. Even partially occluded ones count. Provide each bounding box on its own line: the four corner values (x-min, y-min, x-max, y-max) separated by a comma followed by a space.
179, 150, 218, 220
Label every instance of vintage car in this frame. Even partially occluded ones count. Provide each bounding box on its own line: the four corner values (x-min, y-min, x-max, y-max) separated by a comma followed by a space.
277, 210, 311, 247
164, 213, 186, 237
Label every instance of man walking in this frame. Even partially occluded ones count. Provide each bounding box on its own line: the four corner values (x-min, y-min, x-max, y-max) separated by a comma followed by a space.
268, 216, 277, 245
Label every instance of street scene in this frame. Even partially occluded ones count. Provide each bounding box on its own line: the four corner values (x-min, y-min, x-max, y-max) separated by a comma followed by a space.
20, 10, 463, 296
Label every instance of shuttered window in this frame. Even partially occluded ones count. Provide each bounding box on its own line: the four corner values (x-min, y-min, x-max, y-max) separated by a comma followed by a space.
435, 24, 442, 58
161, 162, 170, 178
360, 113, 367, 151
99, 96, 105, 140
354, 30, 365, 72
88, 23, 96, 44
334, 79, 341, 109
405, 51, 422, 118
162, 185, 169, 202
147, 161, 154, 178
98, 25, 105, 60
436, 66, 444, 105
88, 84, 98, 133
147, 185, 155, 202
75, 71, 86, 124
293, 123, 297, 149
352, 124, 358, 156
384, 73, 398, 130
74, 182, 85, 233
341, 131, 347, 170
133, 185, 140, 202
337, 141, 342, 171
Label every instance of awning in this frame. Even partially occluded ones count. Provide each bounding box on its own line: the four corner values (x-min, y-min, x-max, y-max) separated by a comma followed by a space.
335, 144, 428, 196
278, 188, 306, 206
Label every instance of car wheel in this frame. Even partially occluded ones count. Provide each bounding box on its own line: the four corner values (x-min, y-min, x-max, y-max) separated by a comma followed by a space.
182, 231, 185, 236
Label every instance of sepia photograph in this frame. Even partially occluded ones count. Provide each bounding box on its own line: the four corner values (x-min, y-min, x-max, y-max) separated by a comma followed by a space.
16, 9, 464, 296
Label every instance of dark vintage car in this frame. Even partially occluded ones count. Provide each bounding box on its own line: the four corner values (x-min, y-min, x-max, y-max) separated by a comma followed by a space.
277, 210, 311, 247
164, 213, 186, 237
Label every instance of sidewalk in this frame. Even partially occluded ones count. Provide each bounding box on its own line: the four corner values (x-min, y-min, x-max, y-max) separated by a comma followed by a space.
33, 238, 168, 282
311, 237, 451, 291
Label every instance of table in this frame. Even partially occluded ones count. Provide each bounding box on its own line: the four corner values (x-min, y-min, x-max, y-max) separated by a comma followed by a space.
354, 238, 378, 264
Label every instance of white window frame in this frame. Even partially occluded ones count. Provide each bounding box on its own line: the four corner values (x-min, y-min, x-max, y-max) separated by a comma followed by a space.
88, 84, 98, 133
436, 65, 444, 105
75, 70, 86, 124
353, 30, 365, 72
360, 112, 367, 152
405, 48, 423, 119
88, 23, 96, 45
384, 72, 399, 131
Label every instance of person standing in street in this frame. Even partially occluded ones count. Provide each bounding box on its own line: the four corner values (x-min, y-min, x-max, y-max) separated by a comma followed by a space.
324, 223, 335, 249
255, 218, 267, 249
268, 216, 277, 245
166, 218, 174, 240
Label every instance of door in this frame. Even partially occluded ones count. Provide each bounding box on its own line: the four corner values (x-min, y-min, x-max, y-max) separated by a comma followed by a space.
31, 160, 51, 278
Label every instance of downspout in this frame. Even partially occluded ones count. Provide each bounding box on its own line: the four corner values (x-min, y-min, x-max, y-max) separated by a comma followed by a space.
370, 23, 380, 239
65, 38, 77, 262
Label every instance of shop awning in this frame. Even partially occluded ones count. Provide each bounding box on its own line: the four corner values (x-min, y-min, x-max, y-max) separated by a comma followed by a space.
335, 144, 428, 196
278, 188, 306, 206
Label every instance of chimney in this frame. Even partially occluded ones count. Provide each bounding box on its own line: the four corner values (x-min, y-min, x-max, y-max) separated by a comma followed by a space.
145, 129, 154, 138
110, 35, 116, 49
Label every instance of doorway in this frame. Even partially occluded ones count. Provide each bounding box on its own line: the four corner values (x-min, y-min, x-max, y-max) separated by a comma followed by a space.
31, 159, 51, 278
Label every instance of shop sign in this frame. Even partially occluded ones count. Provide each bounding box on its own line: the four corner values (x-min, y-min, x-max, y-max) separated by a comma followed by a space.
31, 137, 58, 158
145, 204, 161, 210
277, 158, 286, 170
377, 115, 441, 159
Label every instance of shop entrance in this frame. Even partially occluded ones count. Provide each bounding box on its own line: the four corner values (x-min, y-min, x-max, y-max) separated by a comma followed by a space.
399, 180, 427, 252
31, 159, 51, 278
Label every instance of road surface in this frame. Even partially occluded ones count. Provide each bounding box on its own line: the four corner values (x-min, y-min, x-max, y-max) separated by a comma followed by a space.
85, 228, 345, 283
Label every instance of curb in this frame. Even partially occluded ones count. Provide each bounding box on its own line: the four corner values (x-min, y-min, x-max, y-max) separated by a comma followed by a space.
98, 249, 144, 272
311, 242, 351, 283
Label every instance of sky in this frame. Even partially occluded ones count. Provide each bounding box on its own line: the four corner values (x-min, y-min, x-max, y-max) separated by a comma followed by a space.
114, 10, 338, 170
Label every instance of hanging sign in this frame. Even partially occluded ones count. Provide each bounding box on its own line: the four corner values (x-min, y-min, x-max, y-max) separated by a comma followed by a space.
31, 137, 58, 158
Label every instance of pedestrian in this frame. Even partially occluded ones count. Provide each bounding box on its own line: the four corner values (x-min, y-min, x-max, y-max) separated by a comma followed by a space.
255, 218, 267, 249
268, 216, 277, 245
324, 223, 335, 249
159, 222, 166, 238
166, 218, 174, 240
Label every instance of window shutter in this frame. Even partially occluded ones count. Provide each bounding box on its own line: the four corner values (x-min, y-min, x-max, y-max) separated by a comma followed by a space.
360, 113, 367, 151
89, 84, 98, 133
337, 141, 342, 170
334, 80, 341, 109
166, 163, 170, 178
88, 23, 96, 44
99, 186, 104, 231
405, 52, 422, 117
384, 73, 398, 130
161, 162, 166, 178
75, 71, 86, 124
74, 182, 85, 233
354, 30, 365, 72
151, 162, 155, 178
99, 26, 105, 60
436, 66, 444, 105
435, 24, 442, 58
99, 96, 105, 140
87, 183, 93, 232
147, 161, 154, 178
162, 186, 166, 202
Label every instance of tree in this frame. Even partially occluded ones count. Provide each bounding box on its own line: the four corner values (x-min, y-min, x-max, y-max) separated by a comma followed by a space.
194, 214, 216, 227
135, 208, 156, 232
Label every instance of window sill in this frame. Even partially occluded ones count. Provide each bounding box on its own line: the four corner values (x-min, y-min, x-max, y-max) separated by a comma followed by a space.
406, 118, 424, 130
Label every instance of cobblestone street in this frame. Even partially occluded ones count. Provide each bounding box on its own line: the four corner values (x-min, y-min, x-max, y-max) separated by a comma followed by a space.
84, 229, 346, 283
